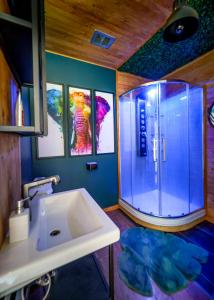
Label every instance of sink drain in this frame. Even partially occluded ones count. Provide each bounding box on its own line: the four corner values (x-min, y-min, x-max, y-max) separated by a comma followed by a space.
50, 229, 61, 237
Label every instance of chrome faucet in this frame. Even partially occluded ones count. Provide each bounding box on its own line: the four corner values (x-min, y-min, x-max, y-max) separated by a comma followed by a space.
23, 175, 60, 198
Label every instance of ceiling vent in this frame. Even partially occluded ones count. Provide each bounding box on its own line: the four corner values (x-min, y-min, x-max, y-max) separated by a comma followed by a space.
90, 30, 116, 49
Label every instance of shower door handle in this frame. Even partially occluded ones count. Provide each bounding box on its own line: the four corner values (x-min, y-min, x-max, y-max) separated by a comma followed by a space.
162, 138, 166, 162
153, 138, 158, 162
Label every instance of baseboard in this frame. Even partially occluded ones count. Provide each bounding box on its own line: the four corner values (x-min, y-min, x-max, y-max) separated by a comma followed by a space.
205, 216, 214, 224
104, 204, 119, 212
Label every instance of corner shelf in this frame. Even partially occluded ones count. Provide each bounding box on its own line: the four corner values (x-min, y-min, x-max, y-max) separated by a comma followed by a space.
0, 15, 33, 85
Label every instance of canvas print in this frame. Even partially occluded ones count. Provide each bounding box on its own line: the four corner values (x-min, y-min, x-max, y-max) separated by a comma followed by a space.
68, 87, 92, 156
95, 91, 115, 154
38, 83, 64, 158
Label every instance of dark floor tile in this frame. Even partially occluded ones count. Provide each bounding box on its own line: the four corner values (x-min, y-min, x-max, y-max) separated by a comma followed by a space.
196, 221, 214, 238
49, 255, 108, 300
177, 228, 214, 254
197, 274, 214, 299
201, 253, 214, 284
176, 227, 214, 297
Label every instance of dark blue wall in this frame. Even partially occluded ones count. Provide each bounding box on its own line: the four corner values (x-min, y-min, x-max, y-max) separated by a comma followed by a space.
21, 87, 33, 184
31, 53, 118, 208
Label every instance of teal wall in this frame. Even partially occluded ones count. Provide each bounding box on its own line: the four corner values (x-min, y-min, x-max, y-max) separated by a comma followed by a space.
31, 53, 118, 208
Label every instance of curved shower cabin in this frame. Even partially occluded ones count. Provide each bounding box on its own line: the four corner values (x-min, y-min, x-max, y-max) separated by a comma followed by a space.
119, 80, 205, 231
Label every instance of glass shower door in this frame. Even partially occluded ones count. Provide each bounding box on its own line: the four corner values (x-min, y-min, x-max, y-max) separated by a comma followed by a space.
119, 92, 133, 206
132, 85, 159, 216
159, 82, 190, 217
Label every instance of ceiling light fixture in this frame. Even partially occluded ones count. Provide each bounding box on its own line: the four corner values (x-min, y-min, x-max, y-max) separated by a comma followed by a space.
163, 0, 199, 43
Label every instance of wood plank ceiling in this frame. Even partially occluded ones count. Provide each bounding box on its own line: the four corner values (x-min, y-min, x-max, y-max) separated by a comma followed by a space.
45, 0, 172, 69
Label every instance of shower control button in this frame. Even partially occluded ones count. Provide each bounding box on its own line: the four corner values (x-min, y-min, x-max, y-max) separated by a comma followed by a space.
138, 100, 147, 157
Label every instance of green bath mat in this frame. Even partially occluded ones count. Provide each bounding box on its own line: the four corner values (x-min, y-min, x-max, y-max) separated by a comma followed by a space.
118, 227, 208, 297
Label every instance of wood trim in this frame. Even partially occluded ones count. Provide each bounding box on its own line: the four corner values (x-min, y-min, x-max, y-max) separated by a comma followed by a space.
204, 82, 214, 87
116, 71, 121, 200
0, 133, 21, 247
119, 205, 205, 232
0, 0, 10, 13
205, 216, 214, 224
205, 85, 214, 218
104, 204, 119, 212
116, 71, 149, 97
203, 86, 208, 212
45, 50, 116, 70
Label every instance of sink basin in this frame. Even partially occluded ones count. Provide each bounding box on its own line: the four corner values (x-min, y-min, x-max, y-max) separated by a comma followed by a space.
37, 190, 103, 251
0, 188, 120, 297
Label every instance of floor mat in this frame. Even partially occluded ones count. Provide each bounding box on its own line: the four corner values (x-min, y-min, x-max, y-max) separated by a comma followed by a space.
118, 227, 208, 297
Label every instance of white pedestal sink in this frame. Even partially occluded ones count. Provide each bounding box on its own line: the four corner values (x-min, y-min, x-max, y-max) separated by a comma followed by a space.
0, 188, 120, 297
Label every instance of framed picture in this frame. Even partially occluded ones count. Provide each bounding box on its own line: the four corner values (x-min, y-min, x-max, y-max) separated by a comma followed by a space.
37, 83, 64, 158
208, 103, 214, 127
95, 90, 115, 154
68, 86, 92, 156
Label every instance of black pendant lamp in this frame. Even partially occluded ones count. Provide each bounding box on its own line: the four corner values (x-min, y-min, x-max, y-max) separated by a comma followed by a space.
163, 0, 199, 43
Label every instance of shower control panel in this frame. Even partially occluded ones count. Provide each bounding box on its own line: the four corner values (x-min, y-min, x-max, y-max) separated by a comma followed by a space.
137, 99, 147, 157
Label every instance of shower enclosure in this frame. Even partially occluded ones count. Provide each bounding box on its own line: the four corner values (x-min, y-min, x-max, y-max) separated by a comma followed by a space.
119, 80, 205, 227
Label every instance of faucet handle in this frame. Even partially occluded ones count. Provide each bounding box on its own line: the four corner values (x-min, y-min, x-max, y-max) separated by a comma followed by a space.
17, 197, 31, 214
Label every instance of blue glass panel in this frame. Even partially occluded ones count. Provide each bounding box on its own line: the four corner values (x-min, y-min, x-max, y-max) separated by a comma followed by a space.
119, 93, 133, 206
131, 85, 159, 216
159, 83, 190, 217
188, 86, 204, 212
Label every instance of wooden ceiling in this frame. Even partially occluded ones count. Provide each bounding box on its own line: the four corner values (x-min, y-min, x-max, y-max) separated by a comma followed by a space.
45, 0, 172, 69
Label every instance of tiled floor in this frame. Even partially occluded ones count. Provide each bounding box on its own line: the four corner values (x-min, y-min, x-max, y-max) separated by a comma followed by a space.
95, 210, 212, 300
176, 221, 214, 297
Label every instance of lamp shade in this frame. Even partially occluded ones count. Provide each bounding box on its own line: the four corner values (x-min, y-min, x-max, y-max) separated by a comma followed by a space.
163, 4, 199, 42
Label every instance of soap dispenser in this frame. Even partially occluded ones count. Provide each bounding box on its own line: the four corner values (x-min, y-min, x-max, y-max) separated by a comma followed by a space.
9, 198, 30, 243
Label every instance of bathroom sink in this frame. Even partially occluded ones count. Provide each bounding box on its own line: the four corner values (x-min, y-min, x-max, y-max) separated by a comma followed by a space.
0, 189, 120, 297
37, 190, 103, 251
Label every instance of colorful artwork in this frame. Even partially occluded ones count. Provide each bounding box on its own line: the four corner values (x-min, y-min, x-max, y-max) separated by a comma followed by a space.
95, 91, 114, 154
69, 87, 92, 156
38, 83, 64, 158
